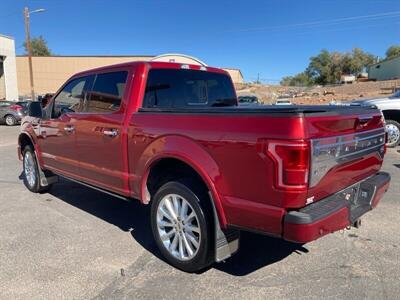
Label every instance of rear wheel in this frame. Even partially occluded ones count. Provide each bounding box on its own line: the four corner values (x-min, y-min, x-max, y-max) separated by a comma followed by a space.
385, 120, 400, 148
5, 115, 17, 126
151, 179, 214, 272
23, 146, 52, 193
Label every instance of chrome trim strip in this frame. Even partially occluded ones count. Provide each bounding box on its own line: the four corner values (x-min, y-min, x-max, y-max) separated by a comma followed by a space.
315, 142, 385, 163
310, 128, 385, 187
316, 132, 385, 149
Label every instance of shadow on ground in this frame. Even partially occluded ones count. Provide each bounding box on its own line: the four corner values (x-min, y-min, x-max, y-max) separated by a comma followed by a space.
30, 176, 307, 276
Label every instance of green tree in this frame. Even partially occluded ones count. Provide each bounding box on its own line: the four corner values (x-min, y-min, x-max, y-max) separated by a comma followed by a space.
339, 52, 353, 74
349, 48, 375, 74
386, 45, 400, 59
280, 72, 313, 86
303, 48, 376, 85
281, 47, 378, 86
305, 49, 337, 85
23, 35, 52, 56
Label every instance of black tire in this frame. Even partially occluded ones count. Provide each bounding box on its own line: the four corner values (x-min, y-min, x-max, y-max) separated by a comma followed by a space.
150, 179, 214, 272
5, 115, 17, 126
22, 146, 52, 193
385, 120, 400, 148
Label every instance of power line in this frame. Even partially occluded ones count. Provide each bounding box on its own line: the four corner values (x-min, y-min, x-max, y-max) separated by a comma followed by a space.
225, 11, 400, 33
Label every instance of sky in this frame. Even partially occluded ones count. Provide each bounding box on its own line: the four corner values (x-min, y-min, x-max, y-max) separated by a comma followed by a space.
1, 0, 399, 82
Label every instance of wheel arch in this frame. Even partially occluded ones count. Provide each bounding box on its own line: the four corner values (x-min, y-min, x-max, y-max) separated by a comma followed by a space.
382, 110, 400, 123
137, 136, 227, 227
18, 132, 42, 165
4, 114, 15, 119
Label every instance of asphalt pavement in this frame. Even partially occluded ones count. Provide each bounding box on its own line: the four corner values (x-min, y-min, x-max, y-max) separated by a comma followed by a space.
0, 126, 399, 300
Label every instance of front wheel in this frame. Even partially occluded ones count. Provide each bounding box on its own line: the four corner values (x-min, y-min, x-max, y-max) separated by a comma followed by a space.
385, 120, 400, 148
150, 179, 214, 272
5, 115, 17, 126
23, 146, 51, 193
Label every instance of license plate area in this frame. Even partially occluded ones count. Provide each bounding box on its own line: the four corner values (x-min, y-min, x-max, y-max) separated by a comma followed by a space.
346, 181, 376, 223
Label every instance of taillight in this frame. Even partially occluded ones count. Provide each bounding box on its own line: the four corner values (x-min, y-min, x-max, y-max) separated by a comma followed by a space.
10, 104, 22, 111
266, 140, 310, 190
384, 131, 388, 154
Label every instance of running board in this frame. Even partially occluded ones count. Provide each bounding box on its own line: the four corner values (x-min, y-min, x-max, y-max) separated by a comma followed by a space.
55, 173, 130, 202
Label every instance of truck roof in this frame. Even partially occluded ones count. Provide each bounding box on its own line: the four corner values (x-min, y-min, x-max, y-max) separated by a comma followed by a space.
72, 61, 229, 78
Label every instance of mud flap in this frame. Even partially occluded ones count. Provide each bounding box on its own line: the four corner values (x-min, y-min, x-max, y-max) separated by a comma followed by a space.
208, 192, 240, 262
34, 150, 58, 186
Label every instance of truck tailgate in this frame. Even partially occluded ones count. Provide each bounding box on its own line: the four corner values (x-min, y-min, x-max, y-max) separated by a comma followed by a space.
304, 111, 385, 203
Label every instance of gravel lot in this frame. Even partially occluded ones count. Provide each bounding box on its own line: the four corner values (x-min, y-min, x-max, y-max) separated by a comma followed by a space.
0, 126, 399, 300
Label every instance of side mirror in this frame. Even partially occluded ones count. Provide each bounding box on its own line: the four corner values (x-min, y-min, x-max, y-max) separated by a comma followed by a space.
28, 101, 43, 118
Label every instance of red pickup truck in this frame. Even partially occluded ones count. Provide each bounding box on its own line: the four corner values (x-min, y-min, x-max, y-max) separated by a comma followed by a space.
18, 61, 390, 272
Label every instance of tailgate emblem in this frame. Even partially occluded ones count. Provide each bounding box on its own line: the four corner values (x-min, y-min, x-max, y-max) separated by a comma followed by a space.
306, 196, 314, 205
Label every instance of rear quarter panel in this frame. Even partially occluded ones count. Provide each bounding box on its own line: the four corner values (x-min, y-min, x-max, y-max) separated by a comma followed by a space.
128, 113, 307, 234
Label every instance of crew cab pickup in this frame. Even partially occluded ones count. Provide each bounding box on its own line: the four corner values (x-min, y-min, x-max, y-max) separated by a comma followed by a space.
18, 61, 390, 272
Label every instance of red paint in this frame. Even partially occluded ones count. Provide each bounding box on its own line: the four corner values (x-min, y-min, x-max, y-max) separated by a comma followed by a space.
283, 207, 350, 243
371, 180, 390, 208
10, 104, 23, 111
18, 61, 390, 244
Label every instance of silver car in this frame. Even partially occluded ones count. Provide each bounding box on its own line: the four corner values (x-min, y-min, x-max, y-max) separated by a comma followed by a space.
351, 91, 400, 147
0, 101, 30, 126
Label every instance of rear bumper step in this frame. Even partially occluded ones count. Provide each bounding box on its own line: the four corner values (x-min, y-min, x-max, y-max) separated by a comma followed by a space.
283, 172, 390, 243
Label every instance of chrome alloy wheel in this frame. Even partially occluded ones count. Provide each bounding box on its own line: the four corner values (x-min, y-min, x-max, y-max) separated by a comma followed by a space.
5, 115, 15, 126
24, 151, 36, 188
386, 123, 400, 146
156, 194, 201, 261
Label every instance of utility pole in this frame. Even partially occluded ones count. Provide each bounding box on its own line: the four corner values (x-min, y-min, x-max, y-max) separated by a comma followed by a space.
23, 7, 45, 101
24, 7, 35, 101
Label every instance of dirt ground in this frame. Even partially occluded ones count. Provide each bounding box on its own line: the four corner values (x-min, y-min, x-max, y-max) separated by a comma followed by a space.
236, 79, 400, 105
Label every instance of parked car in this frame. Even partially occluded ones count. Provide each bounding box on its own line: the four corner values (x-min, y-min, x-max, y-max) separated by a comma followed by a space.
238, 95, 259, 106
18, 61, 390, 272
351, 90, 400, 147
340, 74, 356, 84
0, 101, 30, 126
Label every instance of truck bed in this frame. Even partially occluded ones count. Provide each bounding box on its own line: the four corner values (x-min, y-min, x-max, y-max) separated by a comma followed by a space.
139, 104, 379, 116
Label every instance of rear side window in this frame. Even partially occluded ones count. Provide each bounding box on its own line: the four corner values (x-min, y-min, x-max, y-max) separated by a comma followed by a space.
0, 101, 12, 107
143, 69, 237, 108
87, 71, 128, 113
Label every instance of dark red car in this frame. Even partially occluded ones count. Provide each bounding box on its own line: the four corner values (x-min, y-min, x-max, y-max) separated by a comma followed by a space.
18, 61, 390, 272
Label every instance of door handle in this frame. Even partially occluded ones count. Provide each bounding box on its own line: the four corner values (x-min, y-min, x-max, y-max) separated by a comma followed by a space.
64, 125, 75, 133
103, 129, 118, 137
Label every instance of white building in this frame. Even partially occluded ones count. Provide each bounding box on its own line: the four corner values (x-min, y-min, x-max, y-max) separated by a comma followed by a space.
0, 34, 18, 100
368, 55, 400, 81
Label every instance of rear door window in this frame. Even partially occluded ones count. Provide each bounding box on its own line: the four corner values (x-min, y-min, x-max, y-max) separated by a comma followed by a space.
87, 71, 128, 113
0, 101, 12, 108
143, 69, 236, 108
